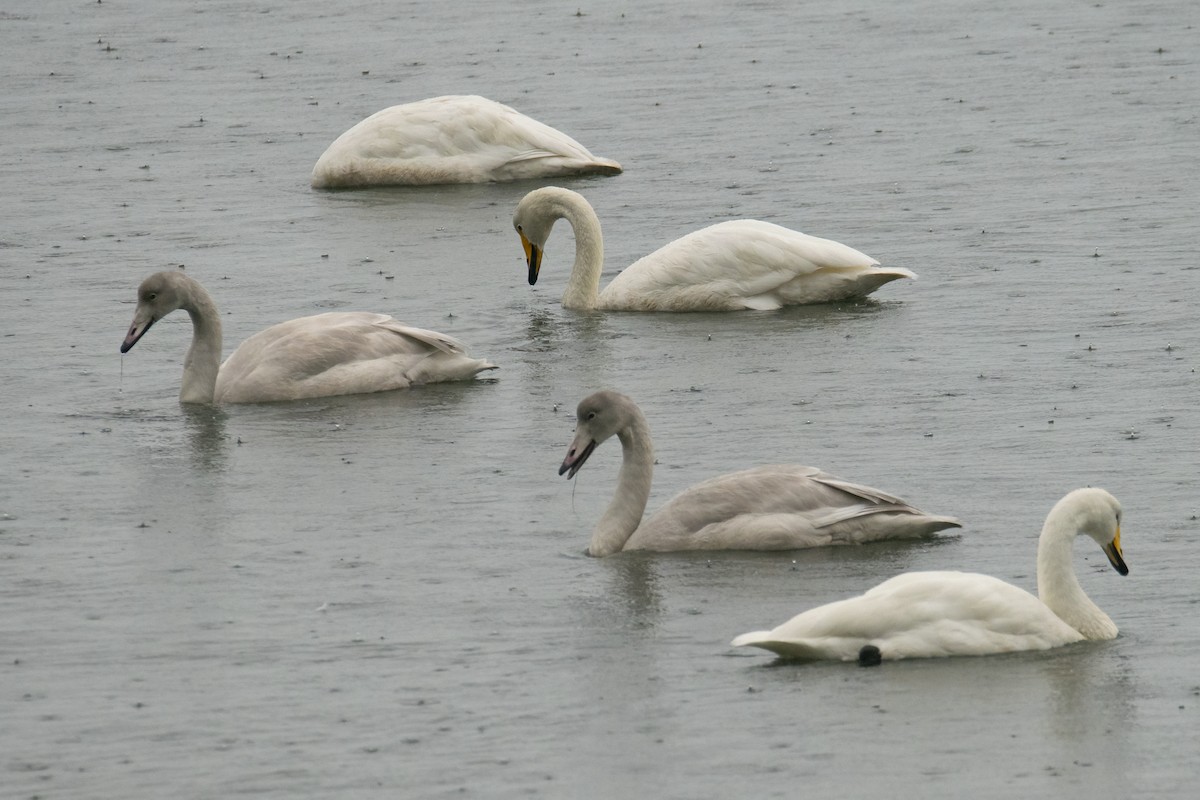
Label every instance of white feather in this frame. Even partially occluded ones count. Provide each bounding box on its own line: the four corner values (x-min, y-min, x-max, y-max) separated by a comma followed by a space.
311, 95, 622, 188
732, 488, 1128, 661
514, 187, 915, 311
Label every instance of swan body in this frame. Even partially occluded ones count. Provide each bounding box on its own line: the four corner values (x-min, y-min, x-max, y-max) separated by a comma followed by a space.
120, 270, 496, 404
311, 95, 622, 188
732, 487, 1129, 662
513, 187, 915, 311
560, 390, 960, 556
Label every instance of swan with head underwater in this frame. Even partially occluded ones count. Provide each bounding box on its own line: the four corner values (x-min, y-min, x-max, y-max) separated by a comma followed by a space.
558, 390, 961, 557
311, 95, 622, 188
513, 187, 916, 311
120, 270, 496, 404
732, 487, 1129, 663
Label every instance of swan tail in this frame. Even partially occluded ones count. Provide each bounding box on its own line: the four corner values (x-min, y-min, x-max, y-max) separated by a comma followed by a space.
585, 158, 623, 175
731, 632, 833, 661
811, 503, 961, 528
919, 514, 962, 532
847, 267, 917, 297
810, 504, 962, 538
505, 150, 623, 176
880, 267, 917, 280
404, 353, 498, 385
731, 630, 773, 648
810, 503, 912, 528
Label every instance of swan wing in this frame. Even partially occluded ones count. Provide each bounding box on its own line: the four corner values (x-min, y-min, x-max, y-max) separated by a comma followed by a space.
312, 95, 620, 187
733, 571, 1084, 661
602, 220, 913, 310
215, 312, 494, 402
628, 465, 959, 551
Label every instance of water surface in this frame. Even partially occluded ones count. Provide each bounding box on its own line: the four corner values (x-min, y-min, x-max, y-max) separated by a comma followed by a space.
2, 0, 1198, 797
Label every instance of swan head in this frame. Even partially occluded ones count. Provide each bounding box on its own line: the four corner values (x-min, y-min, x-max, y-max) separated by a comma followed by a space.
558, 389, 635, 479
121, 271, 191, 353
1053, 487, 1128, 576
513, 186, 588, 286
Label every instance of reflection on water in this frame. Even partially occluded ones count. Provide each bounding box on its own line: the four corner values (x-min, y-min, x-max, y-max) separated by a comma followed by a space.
4, 0, 1196, 796
182, 404, 229, 473
600, 553, 664, 624
519, 307, 618, 407
1040, 643, 1136, 794
522, 307, 562, 354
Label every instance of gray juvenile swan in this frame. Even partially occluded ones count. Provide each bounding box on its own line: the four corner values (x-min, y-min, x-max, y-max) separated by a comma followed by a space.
513, 187, 916, 311
120, 270, 496, 404
311, 95, 622, 188
732, 487, 1129, 662
560, 390, 961, 556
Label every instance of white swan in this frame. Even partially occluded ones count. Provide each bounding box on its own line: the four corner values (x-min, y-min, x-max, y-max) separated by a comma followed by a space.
732, 487, 1129, 662
513, 187, 916, 311
311, 95, 622, 188
559, 390, 961, 556
120, 270, 496, 404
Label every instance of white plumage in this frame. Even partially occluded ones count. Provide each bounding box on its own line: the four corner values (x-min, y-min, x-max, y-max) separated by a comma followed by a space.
120, 271, 496, 404
732, 487, 1129, 662
513, 186, 915, 311
311, 95, 622, 188
560, 390, 960, 557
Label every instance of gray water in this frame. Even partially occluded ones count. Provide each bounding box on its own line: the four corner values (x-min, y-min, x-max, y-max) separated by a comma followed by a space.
2, 0, 1198, 797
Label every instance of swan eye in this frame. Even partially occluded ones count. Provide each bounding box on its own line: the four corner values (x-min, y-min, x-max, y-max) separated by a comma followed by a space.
147, 292, 157, 301
516, 224, 523, 233
586, 411, 597, 421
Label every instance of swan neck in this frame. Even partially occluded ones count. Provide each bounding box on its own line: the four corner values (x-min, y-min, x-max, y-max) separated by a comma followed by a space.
589, 413, 654, 556
559, 197, 605, 311
179, 282, 223, 404
1036, 511, 1117, 640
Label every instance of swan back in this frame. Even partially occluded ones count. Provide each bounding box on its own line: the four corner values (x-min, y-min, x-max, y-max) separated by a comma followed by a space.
513, 187, 916, 312
121, 271, 496, 404
732, 570, 1085, 661
312, 96, 622, 188
629, 465, 961, 551
732, 488, 1129, 662
605, 220, 916, 310
560, 390, 960, 556
215, 313, 497, 403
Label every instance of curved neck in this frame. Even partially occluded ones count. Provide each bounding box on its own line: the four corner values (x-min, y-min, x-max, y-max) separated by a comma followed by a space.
1037, 512, 1117, 640
557, 196, 605, 310
589, 412, 654, 557
179, 281, 223, 404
